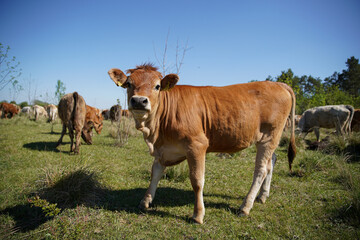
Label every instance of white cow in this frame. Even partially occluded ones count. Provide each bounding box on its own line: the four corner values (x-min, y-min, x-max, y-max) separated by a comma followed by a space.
298, 105, 354, 141
33, 105, 48, 121
46, 104, 58, 122
21, 106, 32, 115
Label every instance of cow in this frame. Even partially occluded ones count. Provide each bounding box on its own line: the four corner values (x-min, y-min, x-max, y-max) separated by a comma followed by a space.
57, 92, 103, 154
121, 109, 131, 118
108, 64, 296, 224
45, 104, 58, 122
298, 105, 354, 141
295, 114, 302, 126
351, 109, 360, 132
33, 105, 48, 121
0, 102, 19, 118
21, 106, 32, 115
83, 104, 104, 139
110, 104, 122, 123
101, 109, 110, 120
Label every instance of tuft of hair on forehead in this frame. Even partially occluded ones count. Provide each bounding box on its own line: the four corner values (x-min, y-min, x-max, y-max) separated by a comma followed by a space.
126, 63, 159, 74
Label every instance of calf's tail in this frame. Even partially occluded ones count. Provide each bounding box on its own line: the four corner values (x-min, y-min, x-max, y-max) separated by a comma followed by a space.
72, 92, 79, 122
287, 87, 297, 171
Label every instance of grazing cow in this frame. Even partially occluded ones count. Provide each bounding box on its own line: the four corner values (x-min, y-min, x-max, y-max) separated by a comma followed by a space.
121, 109, 131, 118
298, 105, 354, 141
33, 105, 48, 121
295, 114, 302, 126
108, 64, 296, 224
0, 102, 19, 118
351, 109, 360, 132
110, 104, 122, 123
101, 109, 110, 120
45, 104, 58, 122
21, 106, 32, 116
57, 92, 90, 154
83, 105, 104, 139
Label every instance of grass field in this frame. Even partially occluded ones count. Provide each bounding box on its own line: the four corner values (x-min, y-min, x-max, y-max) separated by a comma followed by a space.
0, 116, 359, 239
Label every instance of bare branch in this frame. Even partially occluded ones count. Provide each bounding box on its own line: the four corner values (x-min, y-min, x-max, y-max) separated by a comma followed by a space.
0, 43, 22, 91
153, 31, 192, 76
176, 38, 192, 75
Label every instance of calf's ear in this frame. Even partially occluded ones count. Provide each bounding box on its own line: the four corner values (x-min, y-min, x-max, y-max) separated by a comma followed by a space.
161, 74, 179, 91
108, 68, 127, 88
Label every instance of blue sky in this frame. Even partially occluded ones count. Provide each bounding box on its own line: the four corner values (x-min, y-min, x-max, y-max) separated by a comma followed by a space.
1, 0, 359, 109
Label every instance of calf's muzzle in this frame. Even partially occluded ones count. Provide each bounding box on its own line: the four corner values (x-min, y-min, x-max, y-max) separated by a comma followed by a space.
130, 96, 150, 110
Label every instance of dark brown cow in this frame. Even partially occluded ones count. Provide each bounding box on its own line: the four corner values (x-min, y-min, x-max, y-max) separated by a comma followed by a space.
351, 109, 360, 132
0, 102, 19, 118
57, 92, 103, 154
108, 64, 296, 224
101, 109, 110, 120
110, 104, 122, 123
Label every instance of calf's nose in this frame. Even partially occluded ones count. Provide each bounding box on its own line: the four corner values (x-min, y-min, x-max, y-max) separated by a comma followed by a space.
130, 96, 149, 110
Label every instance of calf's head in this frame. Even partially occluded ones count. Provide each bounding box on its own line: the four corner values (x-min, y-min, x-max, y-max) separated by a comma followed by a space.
81, 106, 103, 145
85, 105, 104, 134
108, 64, 178, 120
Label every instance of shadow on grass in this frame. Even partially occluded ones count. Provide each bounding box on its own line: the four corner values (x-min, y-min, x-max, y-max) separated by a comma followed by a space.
0, 168, 243, 233
0, 169, 196, 233
41, 131, 61, 135
23, 141, 60, 152
0, 168, 248, 232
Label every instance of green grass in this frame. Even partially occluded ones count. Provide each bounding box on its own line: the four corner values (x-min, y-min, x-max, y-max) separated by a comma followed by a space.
0, 116, 359, 239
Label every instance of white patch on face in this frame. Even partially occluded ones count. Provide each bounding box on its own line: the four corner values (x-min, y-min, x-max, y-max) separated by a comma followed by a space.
131, 110, 149, 121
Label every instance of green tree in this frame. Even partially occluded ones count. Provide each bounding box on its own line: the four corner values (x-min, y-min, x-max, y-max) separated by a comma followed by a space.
325, 56, 360, 97
19, 101, 29, 108
0, 43, 22, 91
55, 80, 66, 103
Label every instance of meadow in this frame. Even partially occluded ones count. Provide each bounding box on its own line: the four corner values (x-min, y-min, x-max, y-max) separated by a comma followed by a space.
0, 116, 359, 239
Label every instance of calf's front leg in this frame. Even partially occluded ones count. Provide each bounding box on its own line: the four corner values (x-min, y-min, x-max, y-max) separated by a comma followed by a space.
139, 157, 165, 210
186, 147, 206, 224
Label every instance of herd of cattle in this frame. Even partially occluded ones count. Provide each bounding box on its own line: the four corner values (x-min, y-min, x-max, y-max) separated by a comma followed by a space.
0, 99, 132, 153
0, 64, 359, 224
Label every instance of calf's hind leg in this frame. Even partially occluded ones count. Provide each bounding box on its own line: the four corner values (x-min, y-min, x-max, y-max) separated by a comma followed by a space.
56, 124, 67, 147
257, 153, 277, 204
239, 142, 277, 216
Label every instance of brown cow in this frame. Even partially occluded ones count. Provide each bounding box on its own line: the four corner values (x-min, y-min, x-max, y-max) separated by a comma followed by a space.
0, 102, 19, 118
108, 64, 296, 224
351, 109, 360, 132
57, 92, 103, 154
83, 105, 104, 138
121, 109, 131, 118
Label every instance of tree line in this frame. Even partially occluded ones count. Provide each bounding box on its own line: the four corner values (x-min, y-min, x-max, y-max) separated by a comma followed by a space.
269, 56, 360, 114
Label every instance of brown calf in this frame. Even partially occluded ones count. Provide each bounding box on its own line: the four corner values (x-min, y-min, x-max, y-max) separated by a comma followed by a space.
109, 64, 296, 224
83, 105, 104, 138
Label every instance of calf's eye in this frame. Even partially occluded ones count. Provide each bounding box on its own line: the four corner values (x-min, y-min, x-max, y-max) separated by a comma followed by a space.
155, 84, 161, 91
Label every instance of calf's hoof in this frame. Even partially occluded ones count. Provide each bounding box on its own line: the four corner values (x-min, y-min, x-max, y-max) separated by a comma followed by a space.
238, 208, 250, 217
138, 199, 151, 212
256, 195, 267, 204
191, 215, 204, 224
